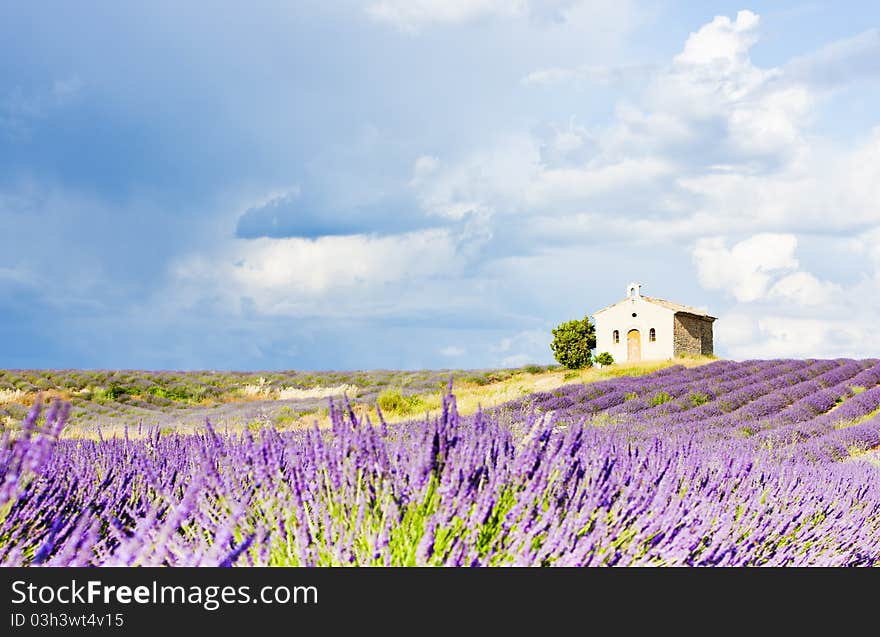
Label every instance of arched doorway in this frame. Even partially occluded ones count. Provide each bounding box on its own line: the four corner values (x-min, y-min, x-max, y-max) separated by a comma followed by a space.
627, 329, 641, 362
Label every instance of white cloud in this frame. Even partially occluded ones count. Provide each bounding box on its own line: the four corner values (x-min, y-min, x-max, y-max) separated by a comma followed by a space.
410, 155, 439, 185
674, 10, 760, 67
767, 271, 839, 306
366, 0, 528, 32
693, 231, 880, 358
521, 67, 579, 86
412, 136, 541, 219
726, 316, 873, 360
490, 337, 513, 353
500, 353, 531, 367
489, 329, 549, 366
692, 234, 799, 302
168, 11, 880, 360
172, 229, 460, 316
366, 0, 639, 34
416, 9, 826, 230
546, 119, 591, 155
521, 64, 656, 87
785, 28, 880, 89
0, 265, 37, 288
407, 10, 880, 362
440, 345, 466, 357
713, 312, 756, 351
524, 157, 674, 209
848, 225, 880, 265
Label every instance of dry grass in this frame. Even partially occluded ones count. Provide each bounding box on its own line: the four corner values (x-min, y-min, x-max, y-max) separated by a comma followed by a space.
0, 388, 27, 404
276, 384, 358, 400
282, 357, 714, 430
240, 377, 272, 398
1, 388, 71, 407
33, 358, 715, 439
238, 378, 357, 401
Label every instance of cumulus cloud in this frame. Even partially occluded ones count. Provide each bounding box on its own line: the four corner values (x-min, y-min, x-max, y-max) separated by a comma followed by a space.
767, 272, 840, 306
692, 234, 799, 303
411, 137, 541, 219
674, 10, 761, 67
23, 7, 875, 366
524, 157, 675, 210
416, 9, 826, 231
724, 315, 877, 360
171, 229, 461, 317
692, 232, 880, 358
404, 10, 880, 359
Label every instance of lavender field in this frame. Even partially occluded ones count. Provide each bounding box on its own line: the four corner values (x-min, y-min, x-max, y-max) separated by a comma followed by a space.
0, 366, 552, 433
2, 359, 880, 566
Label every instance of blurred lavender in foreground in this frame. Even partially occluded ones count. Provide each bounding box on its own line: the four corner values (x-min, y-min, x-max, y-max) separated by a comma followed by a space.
1, 359, 879, 566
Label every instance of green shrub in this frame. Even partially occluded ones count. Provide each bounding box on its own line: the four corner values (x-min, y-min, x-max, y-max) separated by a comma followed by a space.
689, 392, 710, 407
377, 389, 424, 415
524, 364, 544, 374
147, 385, 194, 402
649, 391, 672, 407
550, 316, 596, 370
595, 352, 614, 366
484, 370, 515, 383
105, 383, 131, 400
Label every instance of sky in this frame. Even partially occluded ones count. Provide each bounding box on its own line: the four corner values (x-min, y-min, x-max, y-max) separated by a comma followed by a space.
2, 1, 880, 370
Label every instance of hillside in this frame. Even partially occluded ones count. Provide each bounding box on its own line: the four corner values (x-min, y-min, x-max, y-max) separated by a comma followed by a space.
3, 358, 880, 566
0, 359, 711, 435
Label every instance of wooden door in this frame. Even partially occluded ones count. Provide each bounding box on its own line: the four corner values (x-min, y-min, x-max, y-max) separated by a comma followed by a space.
627, 329, 641, 362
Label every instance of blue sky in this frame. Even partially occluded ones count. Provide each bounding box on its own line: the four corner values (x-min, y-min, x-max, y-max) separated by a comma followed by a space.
2, 1, 880, 370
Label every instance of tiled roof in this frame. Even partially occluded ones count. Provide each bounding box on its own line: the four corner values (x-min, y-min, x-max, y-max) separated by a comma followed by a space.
593, 295, 716, 320
641, 295, 715, 319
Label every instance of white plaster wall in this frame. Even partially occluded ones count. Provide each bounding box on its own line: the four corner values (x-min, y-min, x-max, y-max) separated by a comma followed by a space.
594, 298, 675, 362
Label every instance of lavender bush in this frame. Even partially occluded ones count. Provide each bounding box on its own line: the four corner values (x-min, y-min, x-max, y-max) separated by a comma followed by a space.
1, 359, 879, 566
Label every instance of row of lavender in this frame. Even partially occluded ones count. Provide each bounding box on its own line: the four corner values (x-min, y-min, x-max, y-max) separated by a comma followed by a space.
506, 358, 880, 460
2, 359, 879, 566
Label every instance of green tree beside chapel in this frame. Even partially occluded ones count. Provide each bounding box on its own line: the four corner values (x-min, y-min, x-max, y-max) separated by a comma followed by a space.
550, 316, 597, 369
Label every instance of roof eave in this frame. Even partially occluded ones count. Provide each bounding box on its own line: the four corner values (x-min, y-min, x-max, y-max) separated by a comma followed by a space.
674, 310, 716, 321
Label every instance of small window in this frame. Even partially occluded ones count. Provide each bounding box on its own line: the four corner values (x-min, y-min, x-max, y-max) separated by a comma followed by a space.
613, 330, 620, 344
631, 313, 637, 318
649, 328, 656, 342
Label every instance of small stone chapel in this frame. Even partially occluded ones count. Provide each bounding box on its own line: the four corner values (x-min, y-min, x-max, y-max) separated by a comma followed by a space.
593, 283, 716, 362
